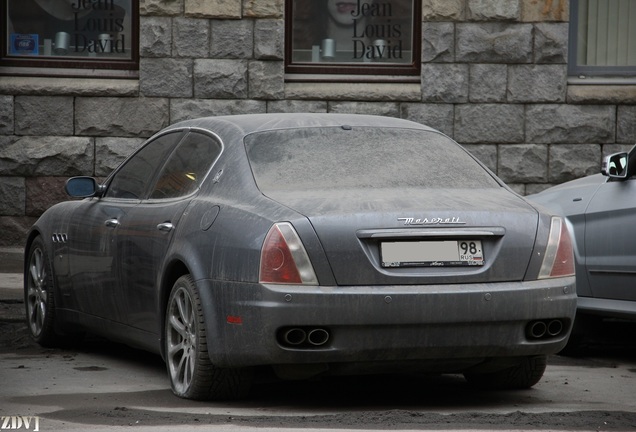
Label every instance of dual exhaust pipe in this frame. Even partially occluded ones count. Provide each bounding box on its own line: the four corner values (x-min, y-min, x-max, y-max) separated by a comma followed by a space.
526, 319, 565, 340
280, 320, 566, 347
280, 327, 330, 348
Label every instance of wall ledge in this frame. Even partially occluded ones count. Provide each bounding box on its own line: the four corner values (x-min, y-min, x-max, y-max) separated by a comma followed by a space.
567, 84, 636, 104
285, 82, 421, 101
0, 76, 139, 97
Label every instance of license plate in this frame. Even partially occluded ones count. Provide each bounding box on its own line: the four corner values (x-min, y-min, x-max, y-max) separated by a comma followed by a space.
381, 240, 484, 268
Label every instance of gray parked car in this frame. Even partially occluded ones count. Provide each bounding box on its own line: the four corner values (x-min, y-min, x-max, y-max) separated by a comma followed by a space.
529, 147, 636, 351
25, 113, 576, 400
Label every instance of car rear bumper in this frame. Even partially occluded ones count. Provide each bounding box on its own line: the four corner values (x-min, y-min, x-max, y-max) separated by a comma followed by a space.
197, 277, 577, 369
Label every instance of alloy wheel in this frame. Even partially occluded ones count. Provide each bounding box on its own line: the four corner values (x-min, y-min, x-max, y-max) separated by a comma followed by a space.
166, 286, 197, 394
26, 246, 47, 338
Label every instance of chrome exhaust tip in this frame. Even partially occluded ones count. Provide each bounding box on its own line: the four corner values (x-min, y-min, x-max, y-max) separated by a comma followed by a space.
528, 321, 547, 339
547, 319, 564, 337
307, 328, 330, 346
283, 328, 307, 345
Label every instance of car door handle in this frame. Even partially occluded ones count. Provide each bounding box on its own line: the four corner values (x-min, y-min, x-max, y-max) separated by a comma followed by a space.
105, 218, 119, 228
157, 222, 174, 232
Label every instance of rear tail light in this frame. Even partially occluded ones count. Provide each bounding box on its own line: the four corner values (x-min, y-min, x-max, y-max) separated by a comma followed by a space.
259, 222, 318, 285
538, 217, 575, 279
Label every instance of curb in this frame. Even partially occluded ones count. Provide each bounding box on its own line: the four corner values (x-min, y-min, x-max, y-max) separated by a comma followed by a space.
0, 273, 23, 302
0, 249, 24, 319
0, 247, 23, 274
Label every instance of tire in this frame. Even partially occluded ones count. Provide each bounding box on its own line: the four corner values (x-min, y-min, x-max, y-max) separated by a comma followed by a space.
25, 236, 61, 347
164, 275, 253, 401
463, 355, 547, 390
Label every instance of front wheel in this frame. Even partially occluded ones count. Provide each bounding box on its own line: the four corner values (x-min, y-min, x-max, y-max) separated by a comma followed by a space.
165, 275, 252, 400
25, 236, 60, 347
463, 355, 547, 390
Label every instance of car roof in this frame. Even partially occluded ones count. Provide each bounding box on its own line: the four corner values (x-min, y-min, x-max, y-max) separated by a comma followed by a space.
164, 113, 436, 138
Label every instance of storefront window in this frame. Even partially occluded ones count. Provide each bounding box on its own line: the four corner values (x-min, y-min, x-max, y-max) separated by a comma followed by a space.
1, 0, 138, 76
285, 0, 421, 80
569, 0, 636, 77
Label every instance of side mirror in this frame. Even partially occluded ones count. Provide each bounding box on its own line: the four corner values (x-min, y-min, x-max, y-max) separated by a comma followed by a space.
601, 152, 629, 179
65, 177, 101, 198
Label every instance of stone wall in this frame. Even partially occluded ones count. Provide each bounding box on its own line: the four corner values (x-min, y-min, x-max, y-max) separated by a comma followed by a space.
0, 0, 635, 246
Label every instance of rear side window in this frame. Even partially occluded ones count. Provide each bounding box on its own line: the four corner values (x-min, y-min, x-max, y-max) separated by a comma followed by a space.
245, 127, 499, 192
149, 131, 222, 199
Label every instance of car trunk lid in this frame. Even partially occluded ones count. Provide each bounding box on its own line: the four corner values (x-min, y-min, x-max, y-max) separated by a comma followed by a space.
265, 187, 538, 286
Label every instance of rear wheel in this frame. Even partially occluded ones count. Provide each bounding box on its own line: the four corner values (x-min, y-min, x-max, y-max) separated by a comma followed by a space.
25, 236, 61, 347
165, 275, 252, 400
463, 355, 547, 390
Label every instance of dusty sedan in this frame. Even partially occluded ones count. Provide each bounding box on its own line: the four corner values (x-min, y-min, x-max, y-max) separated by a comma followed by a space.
25, 114, 577, 400
529, 147, 636, 351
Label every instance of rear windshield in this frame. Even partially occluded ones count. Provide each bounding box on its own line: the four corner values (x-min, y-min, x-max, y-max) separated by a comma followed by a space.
245, 127, 499, 191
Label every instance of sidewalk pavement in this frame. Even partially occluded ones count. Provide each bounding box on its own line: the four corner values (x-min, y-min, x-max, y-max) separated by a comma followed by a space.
0, 246, 24, 305
0, 247, 23, 323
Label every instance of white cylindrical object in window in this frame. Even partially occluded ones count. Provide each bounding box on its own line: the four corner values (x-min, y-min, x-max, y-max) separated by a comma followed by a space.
321, 38, 335, 59
373, 39, 387, 59
98, 33, 110, 53
54, 32, 70, 55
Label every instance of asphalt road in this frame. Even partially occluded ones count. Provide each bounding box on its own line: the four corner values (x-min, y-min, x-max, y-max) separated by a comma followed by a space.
2, 255, 636, 432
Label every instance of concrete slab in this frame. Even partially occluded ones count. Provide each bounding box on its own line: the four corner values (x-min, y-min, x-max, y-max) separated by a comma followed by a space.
0, 246, 23, 273
0, 273, 22, 301
0, 247, 24, 303
0, 248, 23, 333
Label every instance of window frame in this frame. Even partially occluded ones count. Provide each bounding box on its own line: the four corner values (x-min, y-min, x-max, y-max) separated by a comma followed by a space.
104, 130, 184, 201
568, 0, 636, 78
148, 131, 223, 200
284, 0, 422, 81
1, 0, 139, 78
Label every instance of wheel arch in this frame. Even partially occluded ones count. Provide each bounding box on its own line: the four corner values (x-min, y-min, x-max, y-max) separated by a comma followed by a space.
23, 229, 78, 346
24, 228, 60, 298
158, 259, 190, 360
25, 228, 67, 303
24, 229, 43, 277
